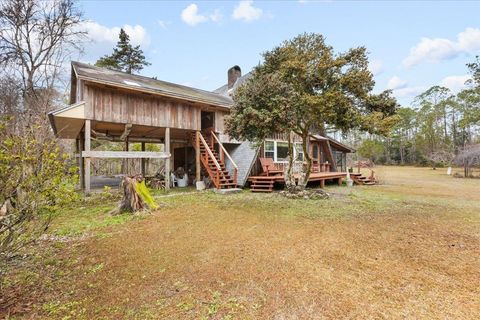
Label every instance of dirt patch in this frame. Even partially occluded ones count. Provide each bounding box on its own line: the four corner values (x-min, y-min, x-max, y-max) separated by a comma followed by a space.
2, 167, 480, 319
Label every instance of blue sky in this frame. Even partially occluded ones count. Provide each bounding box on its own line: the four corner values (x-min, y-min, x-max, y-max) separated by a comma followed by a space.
77, 0, 480, 106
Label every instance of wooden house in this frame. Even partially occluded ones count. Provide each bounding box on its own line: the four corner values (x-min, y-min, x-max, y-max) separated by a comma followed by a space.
49, 62, 354, 192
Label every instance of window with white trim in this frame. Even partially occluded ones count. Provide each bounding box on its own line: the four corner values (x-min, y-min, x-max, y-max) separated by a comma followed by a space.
294, 143, 304, 161
264, 140, 304, 162
264, 141, 275, 160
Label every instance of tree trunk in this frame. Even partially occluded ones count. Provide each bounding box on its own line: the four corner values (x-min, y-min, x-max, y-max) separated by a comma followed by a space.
297, 131, 312, 191
284, 131, 296, 193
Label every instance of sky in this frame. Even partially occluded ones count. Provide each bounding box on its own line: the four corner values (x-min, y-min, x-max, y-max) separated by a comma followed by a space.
76, 0, 480, 106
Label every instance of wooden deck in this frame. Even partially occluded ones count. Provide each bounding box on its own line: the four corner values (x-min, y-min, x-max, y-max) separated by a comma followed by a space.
248, 172, 348, 192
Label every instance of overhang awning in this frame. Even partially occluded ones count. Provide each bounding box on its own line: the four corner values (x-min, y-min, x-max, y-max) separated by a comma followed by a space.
310, 134, 355, 153
48, 101, 86, 139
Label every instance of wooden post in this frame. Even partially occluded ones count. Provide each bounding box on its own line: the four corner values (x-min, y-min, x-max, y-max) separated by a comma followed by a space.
165, 127, 170, 190
125, 138, 129, 175
78, 136, 85, 190
141, 142, 146, 177
195, 130, 201, 182
84, 119, 91, 194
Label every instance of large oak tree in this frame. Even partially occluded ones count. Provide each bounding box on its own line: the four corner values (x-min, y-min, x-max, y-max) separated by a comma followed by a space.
226, 33, 398, 191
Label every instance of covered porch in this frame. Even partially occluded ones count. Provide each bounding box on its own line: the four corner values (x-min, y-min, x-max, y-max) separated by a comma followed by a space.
49, 102, 204, 193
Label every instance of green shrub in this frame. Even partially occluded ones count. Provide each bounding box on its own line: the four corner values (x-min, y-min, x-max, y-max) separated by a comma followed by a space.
0, 117, 78, 265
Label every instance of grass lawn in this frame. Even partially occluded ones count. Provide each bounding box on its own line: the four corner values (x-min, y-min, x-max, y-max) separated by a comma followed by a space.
1, 166, 479, 319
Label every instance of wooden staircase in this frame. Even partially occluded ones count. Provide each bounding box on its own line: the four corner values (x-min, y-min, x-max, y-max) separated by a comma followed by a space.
191, 131, 238, 189
350, 172, 376, 185
249, 176, 275, 192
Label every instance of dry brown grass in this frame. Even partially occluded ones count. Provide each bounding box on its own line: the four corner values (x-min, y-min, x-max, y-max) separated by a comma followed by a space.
2, 166, 480, 319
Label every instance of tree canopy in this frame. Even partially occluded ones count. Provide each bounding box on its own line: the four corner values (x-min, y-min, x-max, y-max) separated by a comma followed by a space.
95, 28, 150, 74
226, 33, 398, 191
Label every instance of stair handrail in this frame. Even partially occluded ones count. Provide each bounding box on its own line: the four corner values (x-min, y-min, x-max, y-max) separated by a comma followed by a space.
197, 131, 222, 172
210, 131, 238, 170
211, 131, 238, 185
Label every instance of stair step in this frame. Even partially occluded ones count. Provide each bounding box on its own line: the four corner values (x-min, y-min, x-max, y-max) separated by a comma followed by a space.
251, 189, 273, 192
251, 184, 273, 188
251, 181, 274, 185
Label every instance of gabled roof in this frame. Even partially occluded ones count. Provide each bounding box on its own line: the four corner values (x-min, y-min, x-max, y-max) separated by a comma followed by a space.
311, 134, 355, 153
72, 61, 233, 108
213, 72, 252, 97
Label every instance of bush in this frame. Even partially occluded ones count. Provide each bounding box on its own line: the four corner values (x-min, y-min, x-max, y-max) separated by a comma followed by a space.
0, 117, 78, 265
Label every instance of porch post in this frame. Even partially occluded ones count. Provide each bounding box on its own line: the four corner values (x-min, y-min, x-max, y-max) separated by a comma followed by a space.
195, 130, 201, 182
78, 136, 85, 190
125, 138, 129, 176
165, 127, 170, 190
84, 119, 91, 194
141, 142, 146, 177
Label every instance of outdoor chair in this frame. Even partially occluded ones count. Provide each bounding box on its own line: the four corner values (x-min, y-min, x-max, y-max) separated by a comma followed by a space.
259, 157, 283, 176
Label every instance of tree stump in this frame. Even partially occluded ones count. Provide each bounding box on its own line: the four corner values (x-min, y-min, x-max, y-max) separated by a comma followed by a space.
112, 175, 158, 214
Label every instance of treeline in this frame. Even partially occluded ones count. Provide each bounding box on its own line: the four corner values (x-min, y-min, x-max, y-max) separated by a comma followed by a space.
353, 57, 480, 167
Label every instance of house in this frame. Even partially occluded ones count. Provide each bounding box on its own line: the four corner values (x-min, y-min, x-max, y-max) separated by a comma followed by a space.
48, 62, 354, 193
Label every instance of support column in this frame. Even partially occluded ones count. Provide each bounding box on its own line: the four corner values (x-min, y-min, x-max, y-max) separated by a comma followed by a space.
77, 137, 85, 190
141, 142, 146, 177
84, 119, 91, 194
195, 130, 201, 182
165, 127, 170, 190
124, 138, 129, 176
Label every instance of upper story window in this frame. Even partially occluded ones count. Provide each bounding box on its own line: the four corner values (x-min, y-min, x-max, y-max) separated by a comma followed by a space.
264, 140, 304, 163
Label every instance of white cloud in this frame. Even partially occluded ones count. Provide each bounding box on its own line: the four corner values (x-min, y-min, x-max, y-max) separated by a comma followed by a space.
232, 0, 263, 22
210, 9, 223, 22
393, 86, 427, 98
369, 60, 384, 76
387, 76, 408, 90
181, 4, 222, 26
440, 75, 471, 92
81, 21, 150, 47
403, 27, 480, 68
181, 4, 208, 26
157, 20, 170, 29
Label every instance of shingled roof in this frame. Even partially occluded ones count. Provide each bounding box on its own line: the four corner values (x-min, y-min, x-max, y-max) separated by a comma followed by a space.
72, 61, 233, 108
213, 72, 252, 97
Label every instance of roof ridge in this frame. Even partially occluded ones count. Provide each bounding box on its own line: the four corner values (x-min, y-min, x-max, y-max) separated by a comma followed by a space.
71, 61, 229, 99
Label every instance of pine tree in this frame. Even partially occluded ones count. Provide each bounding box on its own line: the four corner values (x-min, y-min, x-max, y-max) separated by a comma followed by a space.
95, 28, 150, 74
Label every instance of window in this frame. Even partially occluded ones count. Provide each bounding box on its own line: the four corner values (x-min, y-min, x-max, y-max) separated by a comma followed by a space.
295, 143, 304, 161
264, 140, 304, 163
276, 142, 289, 162
264, 141, 275, 160
312, 145, 319, 160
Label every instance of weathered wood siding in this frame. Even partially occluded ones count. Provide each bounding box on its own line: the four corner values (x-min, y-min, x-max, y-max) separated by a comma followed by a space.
84, 84, 201, 130
215, 110, 226, 133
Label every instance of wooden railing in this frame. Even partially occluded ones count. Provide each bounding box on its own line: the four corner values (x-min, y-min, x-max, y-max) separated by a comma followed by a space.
210, 131, 238, 185
197, 131, 223, 188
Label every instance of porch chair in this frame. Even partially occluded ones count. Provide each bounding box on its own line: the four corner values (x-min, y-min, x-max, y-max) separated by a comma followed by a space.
259, 157, 283, 176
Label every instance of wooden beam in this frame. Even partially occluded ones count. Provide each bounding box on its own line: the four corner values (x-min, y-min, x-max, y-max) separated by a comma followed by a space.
195, 130, 201, 182
120, 123, 133, 141
165, 127, 171, 190
325, 140, 337, 172
82, 151, 171, 159
84, 119, 91, 193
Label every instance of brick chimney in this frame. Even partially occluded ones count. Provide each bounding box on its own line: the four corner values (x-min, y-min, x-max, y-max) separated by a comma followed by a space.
227, 65, 241, 89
